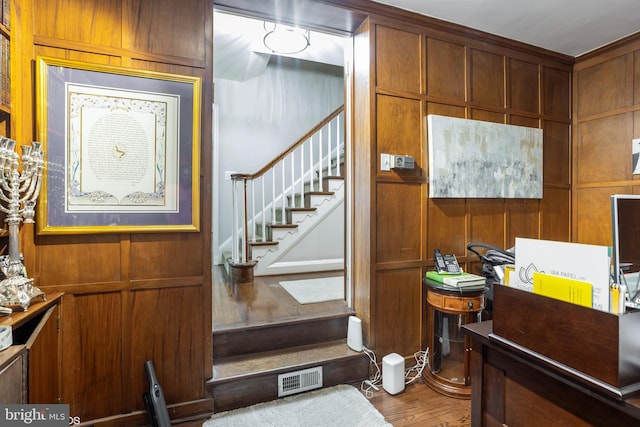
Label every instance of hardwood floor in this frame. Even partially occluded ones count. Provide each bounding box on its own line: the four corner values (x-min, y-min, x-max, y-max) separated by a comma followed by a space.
202, 266, 471, 426
366, 378, 471, 427
212, 266, 352, 331
177, 378, 470, 426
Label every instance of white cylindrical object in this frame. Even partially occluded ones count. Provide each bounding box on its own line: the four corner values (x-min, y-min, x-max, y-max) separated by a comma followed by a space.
347, 316, 363, 352
619, 284, 627, 314
382, 353, 405, 395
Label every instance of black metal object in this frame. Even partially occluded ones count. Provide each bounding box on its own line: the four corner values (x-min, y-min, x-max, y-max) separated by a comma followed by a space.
467, 242, 515, 314
143, 360, 171, 427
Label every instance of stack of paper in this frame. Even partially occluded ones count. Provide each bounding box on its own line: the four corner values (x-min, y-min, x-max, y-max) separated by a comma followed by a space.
532, 272, 593, 308
425, 271, 486, 287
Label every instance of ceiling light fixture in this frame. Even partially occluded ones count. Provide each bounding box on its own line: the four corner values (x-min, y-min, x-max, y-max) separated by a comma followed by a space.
263, 22, 311, 55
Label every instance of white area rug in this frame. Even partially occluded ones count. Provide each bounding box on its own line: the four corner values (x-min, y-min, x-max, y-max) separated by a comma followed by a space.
279, 276, 344, 304
203, 384, 391, 427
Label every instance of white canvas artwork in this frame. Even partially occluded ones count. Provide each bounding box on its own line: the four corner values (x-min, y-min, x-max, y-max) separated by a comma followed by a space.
427, 115, 543, 198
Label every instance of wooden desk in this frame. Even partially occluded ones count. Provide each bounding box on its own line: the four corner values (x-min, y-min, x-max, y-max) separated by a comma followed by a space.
464, 321, 640, 426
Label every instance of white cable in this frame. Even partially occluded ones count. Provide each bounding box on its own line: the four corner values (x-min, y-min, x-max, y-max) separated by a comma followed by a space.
360, 347, 430, 398
404, 348, 428, 385
360, 346, 382, 398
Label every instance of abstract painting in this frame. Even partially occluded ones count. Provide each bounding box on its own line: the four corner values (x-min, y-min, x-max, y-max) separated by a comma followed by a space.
428, 115, 543, 198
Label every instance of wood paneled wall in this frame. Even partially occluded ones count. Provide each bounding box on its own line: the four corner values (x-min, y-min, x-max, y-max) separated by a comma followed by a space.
572, 35, 640, 246
352, 15, 573, 357
13, 0, 213, 422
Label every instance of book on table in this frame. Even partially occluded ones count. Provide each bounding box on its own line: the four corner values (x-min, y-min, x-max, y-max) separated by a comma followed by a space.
425, 270, 486, 287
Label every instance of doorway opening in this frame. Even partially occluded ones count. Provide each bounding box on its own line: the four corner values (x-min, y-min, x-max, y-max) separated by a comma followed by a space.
212, 9, 354, 331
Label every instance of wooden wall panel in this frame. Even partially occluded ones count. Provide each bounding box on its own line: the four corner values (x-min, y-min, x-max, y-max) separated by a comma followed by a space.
130, 234, 204, 279
366, 19, 572, 358
576, 55, 633, 119
470, 108, 505, 123
123, 0, 208, 61
507, 199, 540, 245
374, 268, 423, 356
508, 58, 539, 113
575, 187, 624, 245
540, 188, 570, 242
468, 200, 506, 249
61, 293, 123, 419
32, 0, 123, 47
35, 235, 122, 286
427, 102, 465, 118
14, 0, 214, 422
375, 26, 422, 93
427, 199, 467, 256
351, 19, 374, 344
376, 183, 422, 263
635, 51, 640, 104
125, 287, 206, 409
427, 38, 465, 101
376, 94, 423, 177
576, 114, 631, 184
543, 120, 571, 186
543, 67, 571, 119
470, 49, 505, 108
510, 114, 539, 128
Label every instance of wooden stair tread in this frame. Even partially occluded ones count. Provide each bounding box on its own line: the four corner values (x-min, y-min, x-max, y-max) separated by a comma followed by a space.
249, 241, 278, 246
286, 207, 316, 212
211, 339, 364, 383
267, 223, 299, 229
213, 310, 354, 334
306, 191, 334, 196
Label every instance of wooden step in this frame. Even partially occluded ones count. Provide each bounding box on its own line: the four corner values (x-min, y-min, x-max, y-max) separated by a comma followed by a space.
323, 175, 344, 192
213, 312, 353, 359
266, 223, 298, 240
246, 240, 278, 260
207, 339, 369, 412
286, 207, 317, 224
304, 191, 335, 207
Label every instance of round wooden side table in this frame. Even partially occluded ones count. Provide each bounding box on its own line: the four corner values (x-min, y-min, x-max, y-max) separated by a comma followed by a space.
423, 279, 486, 399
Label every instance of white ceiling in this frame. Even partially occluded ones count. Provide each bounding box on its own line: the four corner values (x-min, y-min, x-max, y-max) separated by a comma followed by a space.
214, 11, 347, 80
374, 0, 640, 57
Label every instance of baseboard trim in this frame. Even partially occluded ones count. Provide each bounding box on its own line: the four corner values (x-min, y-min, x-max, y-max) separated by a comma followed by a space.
79, 398, 214, 427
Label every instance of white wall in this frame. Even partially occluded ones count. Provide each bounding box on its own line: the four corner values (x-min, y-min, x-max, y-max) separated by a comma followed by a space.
214, 57, 344, 263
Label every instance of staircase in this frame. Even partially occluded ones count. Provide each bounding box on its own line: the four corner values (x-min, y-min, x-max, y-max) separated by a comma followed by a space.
243, 174, 344, 276
209, 105, 367, 413
206, 268, 369, 412
223, 106, 345, 277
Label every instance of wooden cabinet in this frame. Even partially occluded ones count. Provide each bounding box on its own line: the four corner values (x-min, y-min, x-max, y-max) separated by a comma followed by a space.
464, 321, 640, 426
423, 280, 485, 399
0, 346, 26, 403
0, 293, 63, 404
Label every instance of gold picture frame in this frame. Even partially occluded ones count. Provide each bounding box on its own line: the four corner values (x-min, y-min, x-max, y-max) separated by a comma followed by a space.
36, 56, 201, 234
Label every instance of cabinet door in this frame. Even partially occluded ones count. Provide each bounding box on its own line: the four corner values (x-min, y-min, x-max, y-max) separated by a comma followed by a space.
0, 347, 27, 403
26, 305, 61, 404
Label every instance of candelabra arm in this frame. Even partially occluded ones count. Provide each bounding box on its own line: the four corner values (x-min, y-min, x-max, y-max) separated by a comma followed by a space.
0, 139, 46, 311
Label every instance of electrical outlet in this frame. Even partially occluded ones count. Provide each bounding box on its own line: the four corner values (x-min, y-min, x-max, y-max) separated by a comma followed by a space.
381, 153, 392, 171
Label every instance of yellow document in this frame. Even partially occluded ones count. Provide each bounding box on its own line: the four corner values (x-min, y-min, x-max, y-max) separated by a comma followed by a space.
532, 272, 593, 308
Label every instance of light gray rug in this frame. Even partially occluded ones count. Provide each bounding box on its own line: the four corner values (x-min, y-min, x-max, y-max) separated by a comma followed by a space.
203, 385, 391, 427
279, 276, 344, 304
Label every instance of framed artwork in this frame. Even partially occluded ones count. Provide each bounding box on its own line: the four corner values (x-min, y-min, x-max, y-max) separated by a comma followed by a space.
35, 56, 201, 234
427, 115, 543, 199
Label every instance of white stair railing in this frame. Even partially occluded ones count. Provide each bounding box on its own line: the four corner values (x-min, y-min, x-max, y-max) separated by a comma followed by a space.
229, 105, 344, 265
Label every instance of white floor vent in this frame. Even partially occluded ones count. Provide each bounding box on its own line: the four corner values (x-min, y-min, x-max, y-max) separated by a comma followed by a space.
278, 366, 323, 397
